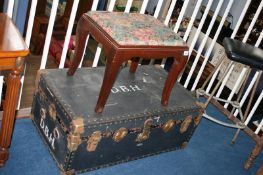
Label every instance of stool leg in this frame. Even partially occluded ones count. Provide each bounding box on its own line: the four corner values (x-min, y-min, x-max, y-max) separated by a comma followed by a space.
129, 57, 140, 73
68, 17, 89, 76
95, 55, 121, 113
161, 55, 187, 106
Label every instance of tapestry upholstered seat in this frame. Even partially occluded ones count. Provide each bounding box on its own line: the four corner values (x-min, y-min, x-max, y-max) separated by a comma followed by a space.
68, 11, 188, 113
87, 11, 184, 46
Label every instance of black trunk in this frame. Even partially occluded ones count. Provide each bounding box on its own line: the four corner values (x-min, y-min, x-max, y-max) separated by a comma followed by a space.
31, 65, 202, 174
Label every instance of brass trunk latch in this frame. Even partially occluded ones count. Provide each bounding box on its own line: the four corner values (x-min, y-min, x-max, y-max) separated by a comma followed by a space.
162, 119, 175, 133
136, 119, 152, 142
87, 131, 102, 152
180, 115, 193, 133
113, 127, 128, 143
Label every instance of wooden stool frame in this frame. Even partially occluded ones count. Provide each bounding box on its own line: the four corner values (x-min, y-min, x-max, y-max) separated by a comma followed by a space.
68, 14, 188, 113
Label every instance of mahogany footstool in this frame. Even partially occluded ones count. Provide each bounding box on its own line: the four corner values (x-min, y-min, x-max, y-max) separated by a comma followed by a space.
68, 11, 189, 113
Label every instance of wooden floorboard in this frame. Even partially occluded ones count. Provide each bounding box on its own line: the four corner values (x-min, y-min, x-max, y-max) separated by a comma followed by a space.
0, 107, 31, 120
20, 55, 58, 108
20, 53, 93, 109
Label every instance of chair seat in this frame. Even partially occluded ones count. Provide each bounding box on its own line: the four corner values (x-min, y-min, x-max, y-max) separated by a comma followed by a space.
87, 11, 184, 46
223, 38, 263, 70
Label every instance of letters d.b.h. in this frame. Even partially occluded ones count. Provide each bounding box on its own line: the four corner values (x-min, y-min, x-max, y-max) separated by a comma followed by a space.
111, 85, 142, 94
40, 118, 55, 150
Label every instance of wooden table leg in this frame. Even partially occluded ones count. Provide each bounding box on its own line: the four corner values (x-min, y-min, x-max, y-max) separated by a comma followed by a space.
95, 55, 121, 113
0, 69, 21, 166
161, 54, 187, 106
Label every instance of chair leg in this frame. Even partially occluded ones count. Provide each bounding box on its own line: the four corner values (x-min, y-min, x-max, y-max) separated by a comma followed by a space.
244, 138, 262, 169
255, 164, 263, 175
67, 17, 90, 76
129, 57, 140, 73
244, 71, 262, 118
232, 71, 262, 144
95, 55, 121, 113
161, 54, 187, 106
203, 61, 234, 108
200, 56, 226, 91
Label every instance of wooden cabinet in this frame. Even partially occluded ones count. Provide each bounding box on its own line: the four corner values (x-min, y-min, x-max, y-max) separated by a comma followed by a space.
237, 0, 263, 48
0, 0, 4, 12
63, 0, 93, 21
31, 0, 93, 36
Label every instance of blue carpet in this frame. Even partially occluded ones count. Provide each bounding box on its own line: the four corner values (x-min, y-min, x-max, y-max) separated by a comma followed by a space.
0, 103, 262, 175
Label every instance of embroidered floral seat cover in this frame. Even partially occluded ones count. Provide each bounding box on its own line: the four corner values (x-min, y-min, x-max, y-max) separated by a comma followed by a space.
87, 11, 185, 46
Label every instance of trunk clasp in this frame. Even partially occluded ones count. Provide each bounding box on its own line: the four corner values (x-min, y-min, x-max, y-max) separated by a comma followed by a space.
136, 119, 152, 142
87, 131, 102, 152
113, 127, 128, 143
162, 119, 175, 133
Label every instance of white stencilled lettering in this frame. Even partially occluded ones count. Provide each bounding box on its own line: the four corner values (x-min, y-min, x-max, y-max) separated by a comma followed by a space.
130, 85, 142, 91
44, 125, 49, 137
154, 116, 160, 123
40, 117, 45, 129
48, 133, 55, 149
40, 118, 55, 150
111, 85, 142, 94
111, 87, 120, 94
119, 86, 131, 92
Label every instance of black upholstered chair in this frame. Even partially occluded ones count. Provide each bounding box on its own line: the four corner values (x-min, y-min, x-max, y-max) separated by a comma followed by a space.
197, 37, 263, 169
197, 37, 263, 137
